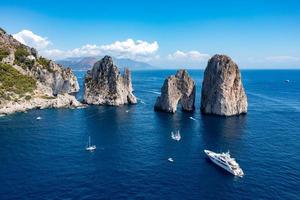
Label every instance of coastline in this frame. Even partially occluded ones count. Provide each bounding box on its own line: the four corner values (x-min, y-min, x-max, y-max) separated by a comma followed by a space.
0, 94, 83, 116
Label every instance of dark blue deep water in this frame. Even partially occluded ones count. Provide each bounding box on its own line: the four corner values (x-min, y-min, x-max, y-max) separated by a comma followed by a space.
0, 70, 300, 200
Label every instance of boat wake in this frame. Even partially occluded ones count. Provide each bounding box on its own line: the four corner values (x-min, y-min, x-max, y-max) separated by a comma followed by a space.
137, 98, 146, 105
171, 130, 181, 141
248, 92, 300, 112
189, 117, 197, 121
140, 89, 161, 95
148, 89, 161, 95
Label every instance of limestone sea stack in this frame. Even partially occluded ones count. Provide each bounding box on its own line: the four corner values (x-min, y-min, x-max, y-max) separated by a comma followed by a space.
200, 54, 247, 116
154, 69, 195, 113
83, 56, 137, 106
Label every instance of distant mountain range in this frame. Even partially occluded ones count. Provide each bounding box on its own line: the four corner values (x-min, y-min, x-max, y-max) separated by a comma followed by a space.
56, 57, 156, 71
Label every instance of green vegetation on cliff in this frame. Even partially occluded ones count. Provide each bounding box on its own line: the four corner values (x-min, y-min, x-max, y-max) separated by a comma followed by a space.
37, 56, 54, 72
0, 47, 9, 61
14, 47, 35, 69
0, 63, 36, 99
14, 47, 29, 62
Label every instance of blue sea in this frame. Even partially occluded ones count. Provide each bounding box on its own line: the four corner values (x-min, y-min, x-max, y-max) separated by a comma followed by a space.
0, 70, 299, 200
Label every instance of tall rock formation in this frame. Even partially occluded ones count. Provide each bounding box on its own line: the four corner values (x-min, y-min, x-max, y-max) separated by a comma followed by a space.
154, 69, 195, 113
201, 54, 247, 116
83, 56, 137, 106
0, 28, 81, 115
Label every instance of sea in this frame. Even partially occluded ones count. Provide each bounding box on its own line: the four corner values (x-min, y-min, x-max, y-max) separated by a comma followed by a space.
0, 70, 299, 200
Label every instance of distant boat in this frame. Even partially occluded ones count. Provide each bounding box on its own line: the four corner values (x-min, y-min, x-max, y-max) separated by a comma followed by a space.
168, 157, 174, 162
284, 80, 290, 83
86, 136, 96, 151
36, 116, 42, 120
171, 130, 181, 141
189, 116, 196, 121
126, 110, 129, 113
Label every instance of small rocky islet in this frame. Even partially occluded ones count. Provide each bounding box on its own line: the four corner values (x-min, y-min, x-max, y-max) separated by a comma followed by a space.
154, 69, 196, 113
0, 27, 247, 117
200, 54, 248, 116
83, 56, 137, 106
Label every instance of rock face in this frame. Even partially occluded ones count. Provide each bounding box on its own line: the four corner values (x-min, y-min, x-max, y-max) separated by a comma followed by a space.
0, 28, 81, 115
83, 56, 137, 106
154, 69, 195, 113
201, 54, 247, 116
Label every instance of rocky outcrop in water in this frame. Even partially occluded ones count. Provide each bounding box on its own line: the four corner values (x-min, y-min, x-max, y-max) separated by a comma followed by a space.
201, 54, 247, 116
0, 28, 81, 115
83, 56, 137, 106
154, 69, 195, 113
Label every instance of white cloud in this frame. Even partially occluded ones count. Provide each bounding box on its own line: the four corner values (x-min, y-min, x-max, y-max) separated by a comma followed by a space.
13, 30, 159, 61
42, 44, 103, 59
167, 50, 210, 61
265, 56, 300, 62
13, 30, 51, 50
101, 39, 159, 57
42, 40, 159, 61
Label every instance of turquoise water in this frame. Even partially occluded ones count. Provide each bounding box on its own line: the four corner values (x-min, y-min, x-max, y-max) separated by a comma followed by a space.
0, 70, 299, 199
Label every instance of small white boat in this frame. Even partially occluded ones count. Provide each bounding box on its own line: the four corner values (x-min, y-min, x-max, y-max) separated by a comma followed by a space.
189, 116, 196, 121
204, 150, 244, 177
125, 110, 129, 113
168, 157, 174, 162
36, 116, 42, 120
284, 80, 290, 83
86, 136, 96, 151
171, 130, 181, 141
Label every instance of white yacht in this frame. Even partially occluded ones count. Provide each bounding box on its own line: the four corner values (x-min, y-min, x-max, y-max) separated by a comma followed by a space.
171, 130, 181, 141
204, 150, 244, 177
86, 136, 96, 151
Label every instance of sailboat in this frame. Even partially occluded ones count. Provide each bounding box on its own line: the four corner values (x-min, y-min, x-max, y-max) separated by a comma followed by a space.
171, 130, 181, 141
86, 136, 96, 151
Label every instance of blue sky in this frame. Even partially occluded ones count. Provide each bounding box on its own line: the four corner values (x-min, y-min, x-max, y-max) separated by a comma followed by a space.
1, 0, 300, 68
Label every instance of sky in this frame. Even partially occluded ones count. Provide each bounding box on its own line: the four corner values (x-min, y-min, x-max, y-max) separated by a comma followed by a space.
1, 0, 300, 69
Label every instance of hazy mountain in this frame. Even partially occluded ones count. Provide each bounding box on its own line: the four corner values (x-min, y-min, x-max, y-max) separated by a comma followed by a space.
56, 57, 156, 71
56, 57, 97, 71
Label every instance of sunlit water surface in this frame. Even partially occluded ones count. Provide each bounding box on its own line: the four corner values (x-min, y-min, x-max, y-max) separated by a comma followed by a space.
0, 70, 299, 199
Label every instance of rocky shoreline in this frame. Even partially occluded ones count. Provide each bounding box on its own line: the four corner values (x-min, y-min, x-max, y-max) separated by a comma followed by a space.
0, 28, 81, 116
0, 94, 82, 116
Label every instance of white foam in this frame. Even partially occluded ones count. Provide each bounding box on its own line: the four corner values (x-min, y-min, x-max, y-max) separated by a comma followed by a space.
189, 117, 196, 121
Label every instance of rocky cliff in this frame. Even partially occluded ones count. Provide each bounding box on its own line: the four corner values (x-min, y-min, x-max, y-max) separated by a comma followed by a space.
0, 28, 81, 115
83, 56, 137, 106
200, 54, 247, 116
154, 69, 195, 113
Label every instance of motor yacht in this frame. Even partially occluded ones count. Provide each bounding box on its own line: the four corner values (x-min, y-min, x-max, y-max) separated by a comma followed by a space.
204, 150, 244, 177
